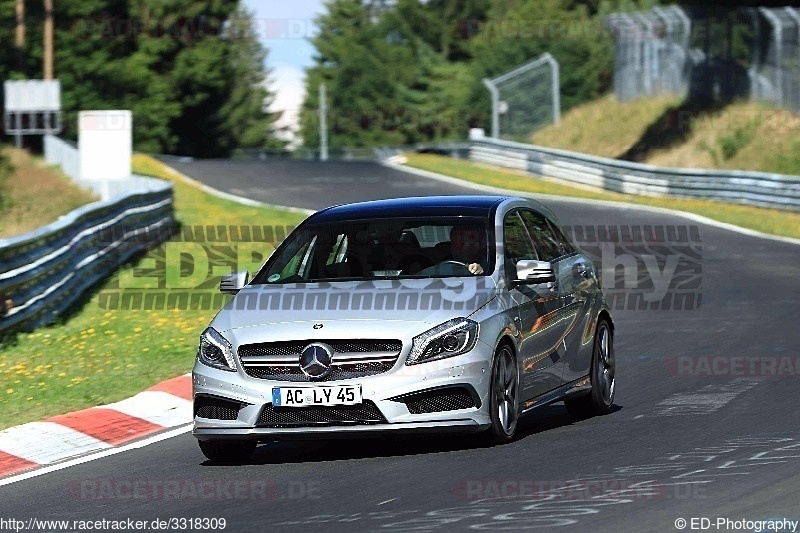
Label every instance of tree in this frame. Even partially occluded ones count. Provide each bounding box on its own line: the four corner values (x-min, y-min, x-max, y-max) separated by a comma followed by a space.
300, 0, 490, 148
1, 0, 284, 157
219, 7, 286, 153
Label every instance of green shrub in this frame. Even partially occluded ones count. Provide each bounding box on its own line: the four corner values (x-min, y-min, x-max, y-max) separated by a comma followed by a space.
771, 141, 800, 175
718, 119, 758, 160
0, 152, 11, 212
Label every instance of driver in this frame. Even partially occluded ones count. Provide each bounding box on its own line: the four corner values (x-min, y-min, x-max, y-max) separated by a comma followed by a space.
449, 225, 486, 275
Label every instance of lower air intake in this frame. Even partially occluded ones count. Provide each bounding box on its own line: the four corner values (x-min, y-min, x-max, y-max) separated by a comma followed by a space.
395, 387, 478, 414
194, 395, 246, 421
257, 401, 386, 427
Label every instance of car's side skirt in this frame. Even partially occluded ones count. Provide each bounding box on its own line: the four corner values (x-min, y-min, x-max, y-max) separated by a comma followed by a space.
519, 376, 591, 416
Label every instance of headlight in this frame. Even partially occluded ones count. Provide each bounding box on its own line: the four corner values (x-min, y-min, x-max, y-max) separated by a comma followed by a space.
406, 318, 479, 365
197, 328, 236, 371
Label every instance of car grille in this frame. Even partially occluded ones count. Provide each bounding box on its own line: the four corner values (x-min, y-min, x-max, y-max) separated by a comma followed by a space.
257, 400, 386, 427
194, 395, 247, 421
392, 386, 478, 414
238, 340, 402, 382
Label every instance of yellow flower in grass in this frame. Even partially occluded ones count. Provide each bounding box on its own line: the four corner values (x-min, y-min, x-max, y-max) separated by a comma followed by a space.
6, 389, 13, 394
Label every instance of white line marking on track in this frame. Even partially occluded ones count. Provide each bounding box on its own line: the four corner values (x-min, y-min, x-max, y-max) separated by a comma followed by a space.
104, 391, 193, 427
0, 422, 111, 464
655, 379, 760, 416
0, 424, 193, 487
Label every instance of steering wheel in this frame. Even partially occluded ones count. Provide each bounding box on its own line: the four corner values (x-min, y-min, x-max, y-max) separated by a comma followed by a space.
439, 260, 468, 268
415, 260, 472, 276
437, 260, 472, 274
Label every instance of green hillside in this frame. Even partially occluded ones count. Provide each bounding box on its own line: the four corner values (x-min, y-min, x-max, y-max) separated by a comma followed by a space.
533, 95, 800, 175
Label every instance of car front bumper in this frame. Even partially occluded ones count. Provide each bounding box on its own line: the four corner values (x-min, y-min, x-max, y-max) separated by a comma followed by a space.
192, 340, 494, 441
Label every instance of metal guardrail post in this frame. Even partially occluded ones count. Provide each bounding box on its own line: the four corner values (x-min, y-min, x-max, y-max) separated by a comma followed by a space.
482, 78, 500, 139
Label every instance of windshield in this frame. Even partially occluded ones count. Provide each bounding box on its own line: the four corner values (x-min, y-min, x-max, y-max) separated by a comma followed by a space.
252, 217, 494, 284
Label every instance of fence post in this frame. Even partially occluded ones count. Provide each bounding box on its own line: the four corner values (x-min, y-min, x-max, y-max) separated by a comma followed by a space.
759, 7, 783, 107
544, 53, 561, 125
482, 78, 499, 139
483, 53, 560, 139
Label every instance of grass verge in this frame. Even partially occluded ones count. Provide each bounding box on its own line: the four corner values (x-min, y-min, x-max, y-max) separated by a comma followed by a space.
403, 153, 800, 240
0, 147, 98, 238
532, 94, 681, 159
0, 155, 307, 430
531, 94, 800, 175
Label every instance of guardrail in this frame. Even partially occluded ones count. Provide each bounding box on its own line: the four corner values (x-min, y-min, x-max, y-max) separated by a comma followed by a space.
0, 140, 175, 337
470, 137, 800, 211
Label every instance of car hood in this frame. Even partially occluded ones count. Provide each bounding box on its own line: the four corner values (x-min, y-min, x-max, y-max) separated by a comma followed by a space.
211, 278, 499, 340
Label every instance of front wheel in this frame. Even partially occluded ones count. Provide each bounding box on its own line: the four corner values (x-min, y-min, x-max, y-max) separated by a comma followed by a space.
484, 343, 519, 444
198, 439, 257, 463
564, 319, 615, 419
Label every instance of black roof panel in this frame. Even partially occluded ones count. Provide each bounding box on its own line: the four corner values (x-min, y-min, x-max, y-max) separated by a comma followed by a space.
310, 195, 509, 222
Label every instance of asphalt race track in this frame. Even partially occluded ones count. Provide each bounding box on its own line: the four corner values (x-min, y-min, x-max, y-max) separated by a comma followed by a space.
168, 158, 477, 209
2, 159, 799, 531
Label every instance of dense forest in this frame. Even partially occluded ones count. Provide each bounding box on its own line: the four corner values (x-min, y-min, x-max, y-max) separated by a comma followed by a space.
0, 1, 766, 156
299, 0, 649, 149
0, 0, 283, 157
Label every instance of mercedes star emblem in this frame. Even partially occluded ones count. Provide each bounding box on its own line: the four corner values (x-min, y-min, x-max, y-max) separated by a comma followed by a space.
299, 342, 333, 379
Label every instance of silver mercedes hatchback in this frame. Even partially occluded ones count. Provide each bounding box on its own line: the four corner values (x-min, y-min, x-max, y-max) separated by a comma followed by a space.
193, 196, 615, 461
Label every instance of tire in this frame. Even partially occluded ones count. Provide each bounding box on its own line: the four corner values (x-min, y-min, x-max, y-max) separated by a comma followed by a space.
198, 439, 257, 463
484, 343, 520, 444
564, 319, 615, 419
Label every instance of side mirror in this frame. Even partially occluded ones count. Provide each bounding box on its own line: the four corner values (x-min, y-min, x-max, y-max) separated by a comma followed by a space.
220, 270, 249, 294
514, 260, 556, 285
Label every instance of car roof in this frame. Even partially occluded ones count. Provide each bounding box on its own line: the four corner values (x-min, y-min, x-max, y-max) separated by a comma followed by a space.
309, 195, 512, 223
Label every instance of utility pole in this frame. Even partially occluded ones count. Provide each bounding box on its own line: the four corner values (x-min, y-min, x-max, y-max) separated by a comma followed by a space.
15, 0, 25, 72
15, 0, 24, 48
319, 83, 328, 162
44, 0, 54, 80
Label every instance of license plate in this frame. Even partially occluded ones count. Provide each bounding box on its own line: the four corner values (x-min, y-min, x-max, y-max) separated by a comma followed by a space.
272, 385, 362, 407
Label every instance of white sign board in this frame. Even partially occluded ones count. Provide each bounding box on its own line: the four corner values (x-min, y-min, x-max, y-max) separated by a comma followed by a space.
4, 80, 61, 111
469, 128, 485, 140
79, 111, 132, 181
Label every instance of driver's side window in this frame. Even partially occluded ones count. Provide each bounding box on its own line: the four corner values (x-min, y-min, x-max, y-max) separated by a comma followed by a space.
279, 236, 316, 280
504, 211, 538, 278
